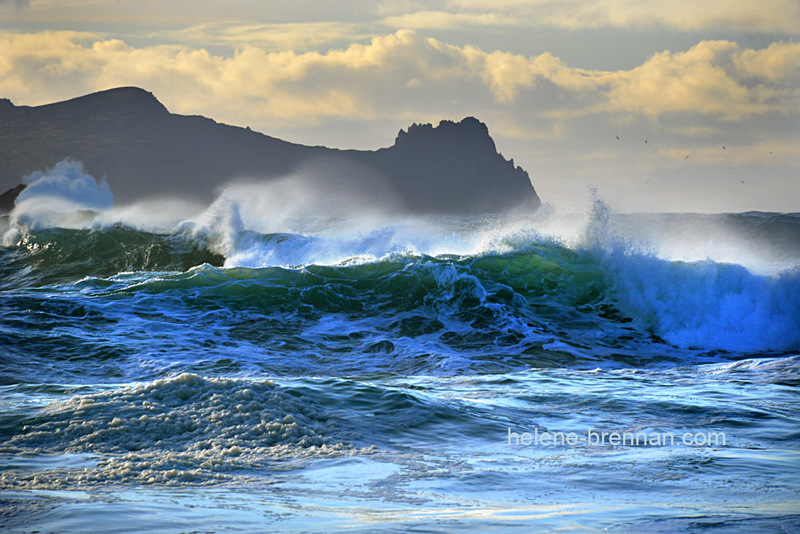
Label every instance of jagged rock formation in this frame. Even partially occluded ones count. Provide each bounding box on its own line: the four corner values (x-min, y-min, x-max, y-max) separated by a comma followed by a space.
0, 87, 540, 214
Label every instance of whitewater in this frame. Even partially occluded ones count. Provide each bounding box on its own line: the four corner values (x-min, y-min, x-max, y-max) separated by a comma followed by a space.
1, 161, 799, 532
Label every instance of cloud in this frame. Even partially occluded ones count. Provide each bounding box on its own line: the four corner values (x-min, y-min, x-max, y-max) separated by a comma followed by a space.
734, 42, 800, 83
2, 30, 798, 130
4, 0, 799, 35
376, 0, 444, 16
162, 21, 371, 52
603, 40, 800, 119
0, 31, 102, 102
472, 49, 602, 102
446, 0, 800, 33
382, 10, 515, 29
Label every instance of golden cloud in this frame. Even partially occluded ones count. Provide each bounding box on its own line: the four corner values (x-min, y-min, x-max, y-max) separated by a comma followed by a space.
0, 30, 798, 131
734, 42, 800, 83
604, 41, 800, 119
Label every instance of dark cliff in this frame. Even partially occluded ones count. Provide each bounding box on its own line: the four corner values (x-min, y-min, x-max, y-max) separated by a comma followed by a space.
0, 87, 540, 214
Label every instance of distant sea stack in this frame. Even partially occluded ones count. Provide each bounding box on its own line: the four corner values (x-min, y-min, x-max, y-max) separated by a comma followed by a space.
0, 87, 540, 214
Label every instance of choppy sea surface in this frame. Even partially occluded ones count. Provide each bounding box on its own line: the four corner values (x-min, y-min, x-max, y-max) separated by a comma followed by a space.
1, 163, 799, 532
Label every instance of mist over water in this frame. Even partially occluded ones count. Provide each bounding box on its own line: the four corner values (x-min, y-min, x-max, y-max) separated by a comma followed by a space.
2, 160, 799, 531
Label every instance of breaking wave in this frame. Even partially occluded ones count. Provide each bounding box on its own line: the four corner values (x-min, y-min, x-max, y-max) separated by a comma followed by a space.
2, 160, 799, 358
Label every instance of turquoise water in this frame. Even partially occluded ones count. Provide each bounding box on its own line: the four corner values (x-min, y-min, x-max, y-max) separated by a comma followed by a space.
1, 176, 799, 532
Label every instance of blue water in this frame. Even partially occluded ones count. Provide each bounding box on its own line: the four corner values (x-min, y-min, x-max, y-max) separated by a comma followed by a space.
1, 166, 799, 532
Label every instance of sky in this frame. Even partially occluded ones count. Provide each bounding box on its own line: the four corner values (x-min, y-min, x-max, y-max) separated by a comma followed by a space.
1, 0, 798, 213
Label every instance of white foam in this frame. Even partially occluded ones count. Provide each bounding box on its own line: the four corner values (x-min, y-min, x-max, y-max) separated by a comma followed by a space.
0, 374, 370, 489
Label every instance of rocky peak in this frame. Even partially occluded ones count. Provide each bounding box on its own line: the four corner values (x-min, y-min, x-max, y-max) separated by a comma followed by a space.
394, 117, 496, 153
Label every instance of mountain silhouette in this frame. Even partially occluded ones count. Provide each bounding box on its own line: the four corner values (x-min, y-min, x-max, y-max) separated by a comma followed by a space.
0, 87, 540, 214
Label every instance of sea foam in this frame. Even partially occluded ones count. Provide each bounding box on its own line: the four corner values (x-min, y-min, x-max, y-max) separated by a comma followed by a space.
0, 374, 368, 489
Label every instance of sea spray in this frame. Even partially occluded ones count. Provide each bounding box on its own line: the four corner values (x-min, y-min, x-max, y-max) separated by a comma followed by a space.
5, 160, 112, 239
4, 159, 203, 243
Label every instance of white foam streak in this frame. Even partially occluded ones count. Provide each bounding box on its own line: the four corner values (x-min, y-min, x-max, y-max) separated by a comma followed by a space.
0, 373, 367, 489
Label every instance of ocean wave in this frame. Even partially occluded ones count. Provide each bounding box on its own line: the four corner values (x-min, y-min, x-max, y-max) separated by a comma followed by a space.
3, 223, 799, 357
2, 163, 799, 357
0, 225, 223, 289
608, 252, 800, 352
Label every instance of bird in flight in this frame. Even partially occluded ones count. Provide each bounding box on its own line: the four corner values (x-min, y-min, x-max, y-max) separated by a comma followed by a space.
684, 155, 689, 160
644, 139, 648, 144
616, 135, 620, 141
722, 146, 726, 150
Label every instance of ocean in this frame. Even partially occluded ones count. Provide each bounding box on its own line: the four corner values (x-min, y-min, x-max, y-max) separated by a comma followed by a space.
1, 164, 799, 532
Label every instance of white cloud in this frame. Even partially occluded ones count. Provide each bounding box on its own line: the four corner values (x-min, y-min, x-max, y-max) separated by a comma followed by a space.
446, 0, 800, 33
